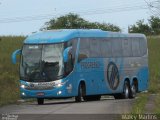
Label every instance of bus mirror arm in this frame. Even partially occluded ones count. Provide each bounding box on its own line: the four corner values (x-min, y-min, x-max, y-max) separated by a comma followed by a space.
12, 49, 21, 64
63, 46, 72, 62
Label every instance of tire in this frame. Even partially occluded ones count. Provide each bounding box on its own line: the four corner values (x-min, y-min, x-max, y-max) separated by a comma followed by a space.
114, 81, 130, 99
37, 98, 44, 105
130, 83, 136, 98
75, 84, 85, 102
123, 81, 130, 99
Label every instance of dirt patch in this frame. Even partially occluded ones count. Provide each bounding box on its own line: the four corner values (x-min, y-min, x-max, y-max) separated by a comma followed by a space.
144, 94, 156, 113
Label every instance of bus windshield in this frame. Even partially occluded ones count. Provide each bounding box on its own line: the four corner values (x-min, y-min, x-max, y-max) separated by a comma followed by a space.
20, 43, 64, 82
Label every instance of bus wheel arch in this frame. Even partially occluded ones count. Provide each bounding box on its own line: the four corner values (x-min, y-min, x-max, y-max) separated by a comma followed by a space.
75, 81, 86, 102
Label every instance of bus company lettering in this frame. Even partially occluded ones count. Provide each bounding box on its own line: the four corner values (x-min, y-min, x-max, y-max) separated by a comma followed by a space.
81, 62, 100, 69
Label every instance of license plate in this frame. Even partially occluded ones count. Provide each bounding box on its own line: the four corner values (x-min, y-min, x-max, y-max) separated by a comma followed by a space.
36, 92, 45, 96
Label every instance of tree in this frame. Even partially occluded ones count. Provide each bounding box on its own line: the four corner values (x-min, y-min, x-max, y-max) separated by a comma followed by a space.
128, 20, 151, 35
148, 16, 160, 35
128, 16, 160, 35
41, 13, 121, 32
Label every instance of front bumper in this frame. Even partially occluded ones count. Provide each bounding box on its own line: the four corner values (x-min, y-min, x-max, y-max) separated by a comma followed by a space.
20, 86, 68, 99
20, 80, 71, 99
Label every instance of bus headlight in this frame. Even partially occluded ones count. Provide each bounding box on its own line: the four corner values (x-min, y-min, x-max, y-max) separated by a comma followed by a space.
56, 83, 63, 87
54, 80, 66, 88
20, 84, 27, 89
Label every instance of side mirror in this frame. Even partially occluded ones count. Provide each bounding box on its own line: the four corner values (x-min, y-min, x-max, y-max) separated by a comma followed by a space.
12, 49, 21, 64
63, 46, 72, 62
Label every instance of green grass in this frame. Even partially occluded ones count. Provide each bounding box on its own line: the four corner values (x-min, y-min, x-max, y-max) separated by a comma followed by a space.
155, 95, 160, 114
148, 36, 160, 94
0, 36, 24, 106
131, 93, 148, 114
131, 36, 160, 114
147, 36, 160, 114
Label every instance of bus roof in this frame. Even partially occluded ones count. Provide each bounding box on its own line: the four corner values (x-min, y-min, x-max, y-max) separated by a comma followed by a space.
24, 29, 146, 44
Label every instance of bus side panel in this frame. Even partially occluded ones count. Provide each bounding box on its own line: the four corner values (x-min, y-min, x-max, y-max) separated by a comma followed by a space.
76, 58, 104, 96
126, 56, 149, 92
137, 66, 149, 91
102, 57, 125, 94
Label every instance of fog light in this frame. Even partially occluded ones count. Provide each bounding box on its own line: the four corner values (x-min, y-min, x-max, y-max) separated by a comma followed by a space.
57, 91, 62, 95
22, 92, 26, 96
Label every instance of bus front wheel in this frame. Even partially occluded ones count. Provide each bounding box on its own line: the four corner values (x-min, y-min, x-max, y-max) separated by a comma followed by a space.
37, 98, 44, 105
75, 83, 85, 102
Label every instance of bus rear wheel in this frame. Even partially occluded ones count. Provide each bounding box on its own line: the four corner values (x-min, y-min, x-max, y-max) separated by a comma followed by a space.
123, 81, 130, 99
114, 81, 130, 99
130, 83, 137, 98
37, 98, 44, 105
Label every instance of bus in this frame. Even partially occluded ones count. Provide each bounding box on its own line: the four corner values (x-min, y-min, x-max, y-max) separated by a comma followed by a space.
12, 29, 149, 105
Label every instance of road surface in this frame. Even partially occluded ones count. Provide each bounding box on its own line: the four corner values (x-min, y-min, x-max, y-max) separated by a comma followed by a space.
0, 96, 135, 120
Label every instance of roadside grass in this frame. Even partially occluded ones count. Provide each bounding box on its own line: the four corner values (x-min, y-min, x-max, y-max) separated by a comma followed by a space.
148, 36, 160, 94
131, 93, 148, 114
155, 95, 160, 115
131, 36, 160, 114
0, 36, 24, 106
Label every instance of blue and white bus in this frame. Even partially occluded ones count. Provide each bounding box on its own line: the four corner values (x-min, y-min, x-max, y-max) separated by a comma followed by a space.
12, 29, 149, 105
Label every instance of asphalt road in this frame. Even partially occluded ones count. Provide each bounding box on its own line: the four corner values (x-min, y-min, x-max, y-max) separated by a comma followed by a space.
0, 96, 135, 120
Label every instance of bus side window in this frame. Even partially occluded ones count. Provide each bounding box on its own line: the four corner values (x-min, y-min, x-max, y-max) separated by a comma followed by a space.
112, 38, 122, 57
78, 38, 90, 62
132, 38, 141, 57
139, 38, 147, 56
65, 52, 73, 75
65, 39, 77, 74
122, 38, 132, 57
89, 38, 101, 57
100, 39, 112, 58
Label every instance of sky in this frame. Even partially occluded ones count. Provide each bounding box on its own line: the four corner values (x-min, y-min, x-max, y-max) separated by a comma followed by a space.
0, 0, 156, 36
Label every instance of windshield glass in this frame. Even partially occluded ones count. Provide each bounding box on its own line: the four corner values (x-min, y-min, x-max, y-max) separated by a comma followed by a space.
20, 43, 64, 82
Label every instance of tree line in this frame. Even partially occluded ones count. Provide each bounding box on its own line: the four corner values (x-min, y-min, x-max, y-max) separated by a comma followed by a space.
129, 16, 160, 35
41, 13, 160, 36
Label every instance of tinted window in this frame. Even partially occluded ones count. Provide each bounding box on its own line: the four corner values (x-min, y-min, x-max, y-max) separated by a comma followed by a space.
100, 39, 112, 57
90, 38, 101, 57
112, 38, 122, 57
78, 38, 90, 62
122, 38, 132, 57
139, 37, 147, 56
67, 39, 78, 63
132, 38, 141, 57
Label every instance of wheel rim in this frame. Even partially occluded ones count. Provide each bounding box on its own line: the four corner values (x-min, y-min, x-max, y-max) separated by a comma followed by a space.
131, 85, 136, 97
124, 84, 129, 98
